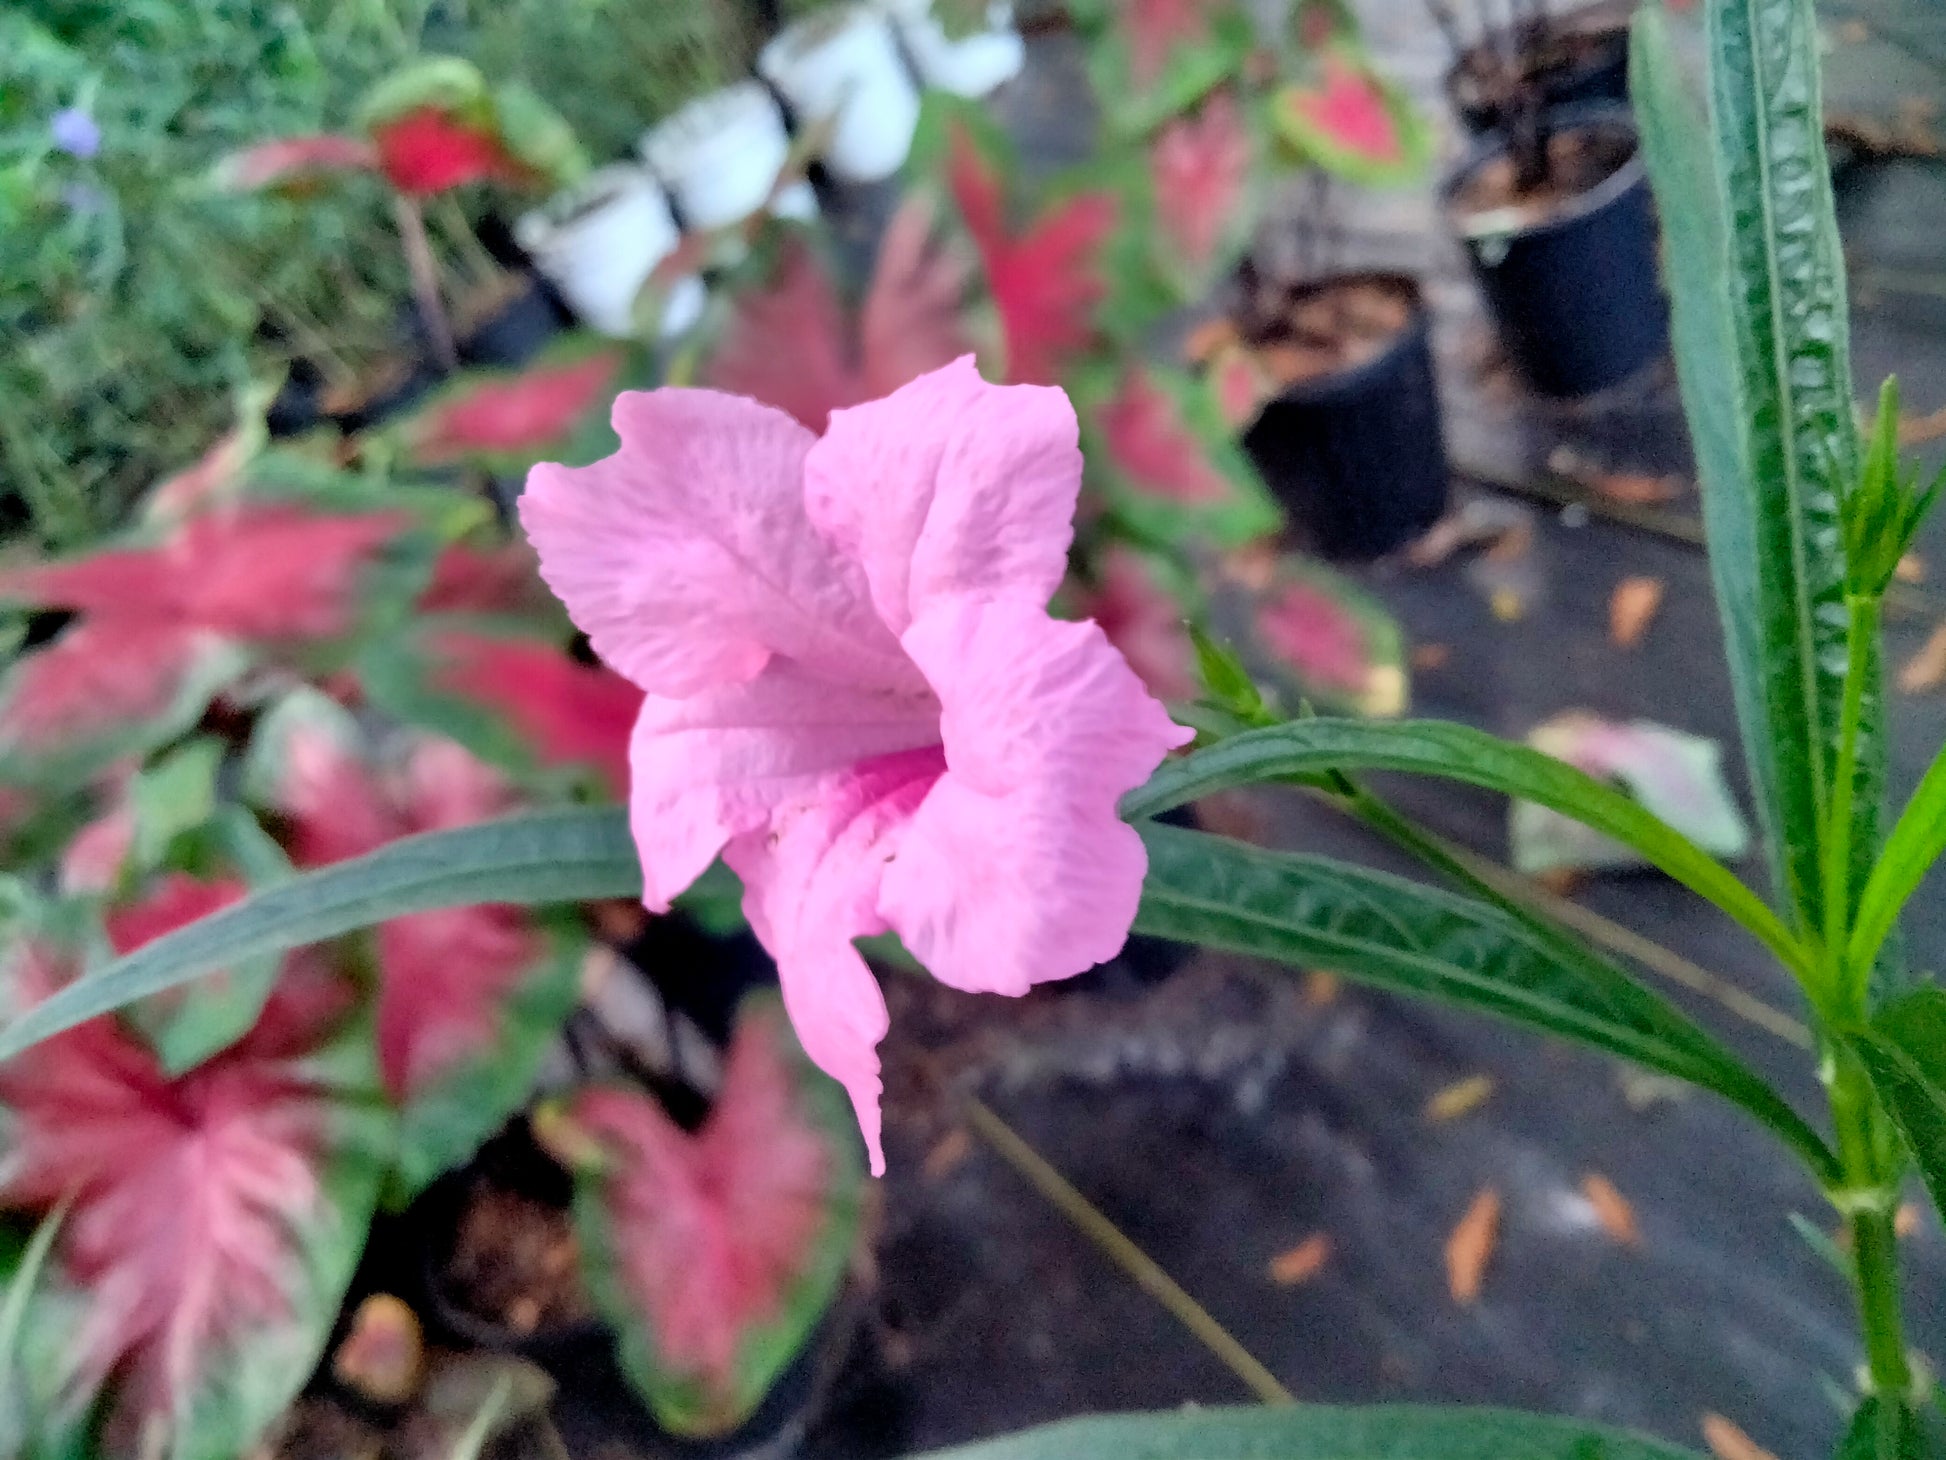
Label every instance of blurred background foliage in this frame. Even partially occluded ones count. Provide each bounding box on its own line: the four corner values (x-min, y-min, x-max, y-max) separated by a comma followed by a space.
0, 0, 781, 543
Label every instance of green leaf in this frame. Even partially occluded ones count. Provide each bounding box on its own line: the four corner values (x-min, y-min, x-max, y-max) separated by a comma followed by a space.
128, 737, 223, 871
1845, 987, 1946, 1226
1135, 824, 1837, 1180
1850, 742, 1946, 984
0, 808, 639, 1062
1834, 1395, 1946, 1460
918, 1404, 1703, 1460
1122, 718, 1809, 984
1631, 2, 1886, 962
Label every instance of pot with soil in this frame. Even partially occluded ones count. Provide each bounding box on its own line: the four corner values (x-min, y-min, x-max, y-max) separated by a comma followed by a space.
761, 5, 923, 184
1446, 9, 1631, 135
641, 82, 819, 232
1235, 271, 1449, 560
883, 0, 1025, 97
1445, 103, 1667, 398
515, 165, 705, 341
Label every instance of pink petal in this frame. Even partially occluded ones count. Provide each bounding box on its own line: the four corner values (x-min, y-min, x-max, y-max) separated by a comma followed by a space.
628, 663, 939, 912
725, 747, 946, 1175
805, 358, 1082, 634
880, 596, 1190, 997
520, 390, 911, 700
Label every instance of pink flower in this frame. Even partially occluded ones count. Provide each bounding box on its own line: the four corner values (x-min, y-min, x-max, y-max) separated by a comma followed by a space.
521, 358, 1190, 1172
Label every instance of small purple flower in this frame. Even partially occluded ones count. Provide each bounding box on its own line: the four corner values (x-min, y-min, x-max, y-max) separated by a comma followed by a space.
50, 108, 101, 160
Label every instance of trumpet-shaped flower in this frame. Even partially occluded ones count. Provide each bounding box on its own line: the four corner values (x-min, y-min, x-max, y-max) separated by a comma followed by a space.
522, 357, 1190, 1172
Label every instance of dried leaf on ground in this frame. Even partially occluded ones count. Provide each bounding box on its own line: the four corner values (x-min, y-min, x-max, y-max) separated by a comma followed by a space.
1268, 1233, 1333, 1286
1897, 552, 1927, 584
1702, 1414, 1779, 1460
1609, 577, 1664, 649
1410, 642, 1450, 670
1490, 587, 1525, 622
1424, 1074, 1495, 1123
924, 1128, 973, 1181
1302, 971, 1341, 1007
331, 1294, 426, 1406
1546, 446, 1684, 504
1899, 622, 1946, 693
1406, 498, 1532, 568
1898, 1202, 1923, 1239
1446, 1187, 1501, 1304
1899, 403, 1946, 447
1581, 1174, 1641, 1247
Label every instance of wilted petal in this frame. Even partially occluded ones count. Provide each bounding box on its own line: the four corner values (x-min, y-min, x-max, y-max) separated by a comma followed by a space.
521, 390, 910, 699
806, 358, 1081, 634
726, 747, 944, 1174
629, 664, 938, 912
881, 597, 1190, 996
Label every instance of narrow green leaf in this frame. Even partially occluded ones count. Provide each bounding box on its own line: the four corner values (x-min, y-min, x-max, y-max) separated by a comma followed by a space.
1845, 987, 1946, 1226
1632, 0, 1886, 957
919, 1404, 1704, 1460
0, 808, 639, 1062
1850, 744, 1946, 983
1136, 824, 1836, 1180
1121, 718, 1809, 984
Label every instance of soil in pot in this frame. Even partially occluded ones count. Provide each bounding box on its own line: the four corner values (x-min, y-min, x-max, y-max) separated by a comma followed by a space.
1447, 106, 1668, 398
1234, 271, 1450, 560
1449, 20, 1630, 134
418, 1123, 600, 1357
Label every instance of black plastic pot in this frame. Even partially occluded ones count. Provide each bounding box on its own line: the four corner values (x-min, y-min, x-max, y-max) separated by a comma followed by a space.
1239, 274, 1450, 561
1447, 104, 1667, 399
1448, 22, 1630, 134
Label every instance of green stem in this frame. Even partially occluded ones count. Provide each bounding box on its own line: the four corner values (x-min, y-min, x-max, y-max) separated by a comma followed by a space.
1828, 1049, 1914, 1417
1823, 593, 1877, 1000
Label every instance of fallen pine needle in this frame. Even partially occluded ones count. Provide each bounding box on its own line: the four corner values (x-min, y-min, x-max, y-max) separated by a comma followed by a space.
924, 1127, 972, 1181
1702, 1414, 1778, 1460
1581, 1174, 1641, 1247
1269, 1233, 1333, 1286
1899, 621, 1946, 693
1446, 1187, 1501, 1304
1424, 1074, 1496, 1123
1609, 576, 1664, 649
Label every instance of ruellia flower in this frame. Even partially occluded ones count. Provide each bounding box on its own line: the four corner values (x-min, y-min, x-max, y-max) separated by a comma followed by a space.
522, 357, 1191, 1172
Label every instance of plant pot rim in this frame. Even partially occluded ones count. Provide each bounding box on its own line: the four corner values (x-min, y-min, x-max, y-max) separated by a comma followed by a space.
1448, 15, 1630, 81
1444, 103, 1644, 245
1239, 270, 1430, 408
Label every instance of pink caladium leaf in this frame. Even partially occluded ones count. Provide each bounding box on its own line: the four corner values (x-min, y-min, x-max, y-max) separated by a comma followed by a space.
547, 998, 864, 1436
1069, 0, 1255, 135
1143, 88, 1258, 298
1072, 546, 1199, 703
944, 125, 1118, 385
358, 622, 639, 797
0, 937, 390, 1458
1512, 714, 1752, 876
0, 501, 414, 789
1240, 554, 1406, 716
416, 541, 562, 620
704, 207, 973, 433
1080, 363, 1281, 547
393, 345, 625, 470
1272, 51, 1432, 186
208, 134, 378, 194
247, 691, 584, 1198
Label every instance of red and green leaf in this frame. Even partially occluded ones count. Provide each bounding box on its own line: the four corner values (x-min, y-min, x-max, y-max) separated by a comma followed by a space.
392, 343, 624, 471
0, 945, 390, 1460
932, 117, 1117, 386
246, 691, 585, 1198
1140, 88, 1260, 300
703, 207, 973, 432
1234, 553, 1406, 716
358, 622, 639, 798
1078, 363, 1282, 547
1271, 51, 1432, 186
549, 997, 864, 1437
1071, 545, 1200, 703
1070, 0, 1257, 136
207, 135, 376, 195
356, 59, 585, 196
